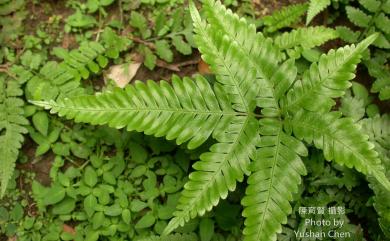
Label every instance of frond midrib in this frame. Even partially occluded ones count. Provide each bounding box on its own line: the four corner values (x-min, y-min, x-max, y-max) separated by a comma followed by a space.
47, 101, 239, 116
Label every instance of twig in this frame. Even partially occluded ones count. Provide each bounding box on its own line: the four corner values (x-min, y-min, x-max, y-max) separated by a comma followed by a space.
155, 58, 200, 72
130, 36, 156, 49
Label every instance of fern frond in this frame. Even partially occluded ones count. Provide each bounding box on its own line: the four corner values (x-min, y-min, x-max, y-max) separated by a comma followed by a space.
164, 115, 258, 234
138, 233, 198, 241
373, 32, 390, 48
0, 76, 28, 197
273, 26, 338, 50
375, 13, 390, 34
336, 26, 360, 43
306, 0, 331, 25
241, 118, 307, 241
346, 6, 372, 27
33, 75, 235, 150
289, 110, 390, 192
365, 56, 390, 100
262, 3, 308, 32
18, 41, 124, 101
360, 114, 390, 161
282, 34, 377, 113
55, 41, 108, 79
361, 114, 390, 237
24, 61, 85, 101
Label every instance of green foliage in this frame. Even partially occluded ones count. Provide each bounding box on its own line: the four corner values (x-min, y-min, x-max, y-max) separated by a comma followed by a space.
274, 26, 338, 50
273, 26, 339, 59
362, 114, 390, 238
34, 1, 390, 240
0, 0, 26, 54
138, 233, 198, 241
364, 51, 390, 100
27, 128, 236, 241
262, 3, 308, 32
0, 75, 28, 197
129, 6, 195, 69
306, 0, 331, 24
15, 39, 128, 102
344, 0, 390, 49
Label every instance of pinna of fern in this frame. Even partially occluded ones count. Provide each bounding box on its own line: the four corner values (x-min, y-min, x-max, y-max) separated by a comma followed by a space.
33, 0, 390, 240
0, 74, 28, 197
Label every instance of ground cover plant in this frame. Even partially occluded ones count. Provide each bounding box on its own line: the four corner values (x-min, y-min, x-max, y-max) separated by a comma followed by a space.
0, 0, 389, 241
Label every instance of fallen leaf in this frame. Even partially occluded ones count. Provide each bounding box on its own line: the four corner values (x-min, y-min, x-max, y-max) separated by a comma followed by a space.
8, 236, 16, 241
63, 224, 76, 235
105, 62, 141, 88
198, 59, 211, 74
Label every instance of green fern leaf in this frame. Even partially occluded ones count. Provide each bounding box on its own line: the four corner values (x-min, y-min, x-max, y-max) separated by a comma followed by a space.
33, 75, 234, 150
282, 34, 377, 113
361, 114, 390, 237
241, 118, 307, 241
24, 61, 84, 101
262, 3, 308, 32
346, 6, 372, 27
365, 55, 390, 100
56, 42, 107, 79
289, 110, 390, 192
306, 0, 331, 25
359, 0, 381, 13
164, 115, 258, 234
373, 32, 390, 49
137, 233, 198, 241
375, 13, 390, 34
336, 26, 360, 43
0, 76, 28, 197
273, 26, 338, 50
361, 114, 390, 160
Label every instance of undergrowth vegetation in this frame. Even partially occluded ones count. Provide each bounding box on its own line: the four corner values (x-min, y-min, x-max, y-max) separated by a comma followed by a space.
0, 0, 389, 241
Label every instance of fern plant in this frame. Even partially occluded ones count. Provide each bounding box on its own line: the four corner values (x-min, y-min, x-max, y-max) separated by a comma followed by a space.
0, 74, 28, 197
33, 0, 390, 240
306, 0, 390, 100
14, 39, 130, 102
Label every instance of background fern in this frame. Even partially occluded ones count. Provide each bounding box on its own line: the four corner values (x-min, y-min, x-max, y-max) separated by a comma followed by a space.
0, 74, 28, 197
306, 0, 331, 24
307, 0, 390, 100
15, 40, 130, 101
262, 3, 308, 33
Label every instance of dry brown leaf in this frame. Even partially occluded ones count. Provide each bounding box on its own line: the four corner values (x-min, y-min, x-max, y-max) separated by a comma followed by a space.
198, 59, 211, 74
63, 224, 76, 235
105, 62, 141, 88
